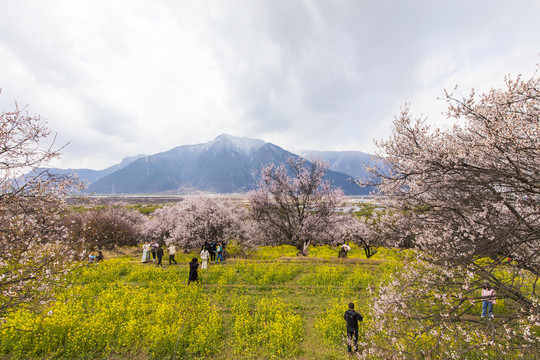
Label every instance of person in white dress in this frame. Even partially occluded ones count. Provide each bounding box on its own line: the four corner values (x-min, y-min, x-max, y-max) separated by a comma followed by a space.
141, 242, 151, 263
200, 248, 210, 269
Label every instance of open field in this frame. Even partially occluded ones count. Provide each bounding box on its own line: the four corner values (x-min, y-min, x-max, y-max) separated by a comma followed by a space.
0, 245, 399, 360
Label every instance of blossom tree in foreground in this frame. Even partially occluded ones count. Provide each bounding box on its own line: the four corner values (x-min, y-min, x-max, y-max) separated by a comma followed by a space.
360, 71, 540, 358
0, 97, 82, 319
248, 156, 345, 256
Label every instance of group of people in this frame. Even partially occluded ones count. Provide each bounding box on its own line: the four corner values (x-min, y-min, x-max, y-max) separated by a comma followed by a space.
141, 241, 178, 267
201, 240, 226, 262
88, 251, 104, 263
140, 240, 227, 271
187, 241, 228, 285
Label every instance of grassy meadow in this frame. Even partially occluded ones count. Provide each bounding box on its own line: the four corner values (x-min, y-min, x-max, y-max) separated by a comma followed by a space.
0, 245, 399, 360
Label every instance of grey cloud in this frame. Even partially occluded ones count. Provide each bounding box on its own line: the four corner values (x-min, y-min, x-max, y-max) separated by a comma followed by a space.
2, 0, 540, 169
84, 100, 137, 140
206, 0, 540, 148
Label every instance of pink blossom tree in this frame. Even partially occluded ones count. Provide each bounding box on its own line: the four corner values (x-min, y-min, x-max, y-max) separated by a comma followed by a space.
0, 97, 82, 318
64, 206, 145, 251
340, 213, 382, 258
248, 156, 345, 256
361, 71, 540, 358
142, 196, 247, 252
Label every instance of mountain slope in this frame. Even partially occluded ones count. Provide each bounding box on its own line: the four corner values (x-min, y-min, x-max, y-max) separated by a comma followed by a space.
87, 134, 369, 195
32, 154, 146, 186
300, 150, 379, 181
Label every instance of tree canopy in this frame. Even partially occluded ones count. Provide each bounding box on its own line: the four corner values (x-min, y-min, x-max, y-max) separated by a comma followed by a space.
364, 71, 540, 358
0, 97, 82, 317
248, 156, 345, 256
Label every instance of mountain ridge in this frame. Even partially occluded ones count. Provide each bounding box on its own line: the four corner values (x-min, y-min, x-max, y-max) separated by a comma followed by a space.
48, 135, 376, 195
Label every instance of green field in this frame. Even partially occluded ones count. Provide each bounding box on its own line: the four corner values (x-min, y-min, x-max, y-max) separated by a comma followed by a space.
0, 245, 398, 360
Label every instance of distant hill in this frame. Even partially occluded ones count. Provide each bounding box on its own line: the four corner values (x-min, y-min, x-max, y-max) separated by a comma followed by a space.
34, 154, 146, 186
86, 134, 368, 195
300, 150, 380, 182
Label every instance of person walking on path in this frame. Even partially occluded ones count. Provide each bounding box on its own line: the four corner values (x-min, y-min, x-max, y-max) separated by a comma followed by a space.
200, 248, 210, 269
156, 244, 164, 267
168, 243, 177, 265
344, 302, 363, 354
188, 258, 199, 284
481, 283, 496, 319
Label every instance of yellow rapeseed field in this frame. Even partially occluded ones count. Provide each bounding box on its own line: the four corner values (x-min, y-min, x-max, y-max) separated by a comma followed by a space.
0, 244, 395, 359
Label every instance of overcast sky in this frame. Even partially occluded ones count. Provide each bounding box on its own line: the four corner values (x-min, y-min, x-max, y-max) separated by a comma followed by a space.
1, 0, 539, 170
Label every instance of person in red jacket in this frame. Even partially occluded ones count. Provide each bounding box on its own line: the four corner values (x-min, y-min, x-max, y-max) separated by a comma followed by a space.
344, 302, 363, 354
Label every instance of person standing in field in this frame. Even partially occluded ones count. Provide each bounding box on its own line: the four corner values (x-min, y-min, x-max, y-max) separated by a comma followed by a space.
200, 247, 210, 269
151, 241, 159, 262
210, 241, 217, 262
142, 242, 151, 263
344, 302, 363, 354
168, 243, 177, 265
216, 242, 224, 262
156, 244, 164, 267
481, 283, 496, 319
338, 242, 351, 258
202, 239, 210, 252
188, 258, 199, 284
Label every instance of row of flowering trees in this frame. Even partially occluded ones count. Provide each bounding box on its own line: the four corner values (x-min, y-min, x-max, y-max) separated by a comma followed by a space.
139, 157, 375, 256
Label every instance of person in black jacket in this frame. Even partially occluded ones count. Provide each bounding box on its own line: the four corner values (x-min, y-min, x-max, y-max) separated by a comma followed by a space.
344, 302, 363, 354
210, 241, 217, 262
188, 258, 199, 285
156, 244, 164, 267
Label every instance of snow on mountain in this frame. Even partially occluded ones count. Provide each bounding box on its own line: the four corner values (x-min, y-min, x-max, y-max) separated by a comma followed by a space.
85, 134, 369, 195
